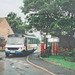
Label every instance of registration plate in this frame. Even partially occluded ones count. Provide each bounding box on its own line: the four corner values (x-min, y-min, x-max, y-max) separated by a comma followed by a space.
10, 51, 15, 53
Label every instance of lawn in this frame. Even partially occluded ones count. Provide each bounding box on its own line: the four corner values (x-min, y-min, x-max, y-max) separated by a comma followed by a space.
42, 55, 75, 71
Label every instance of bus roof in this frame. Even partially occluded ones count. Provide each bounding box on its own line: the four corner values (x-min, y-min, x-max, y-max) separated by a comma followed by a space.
25, 35, 36, 38
8, 34, 25, 37
8, 34, 36, 39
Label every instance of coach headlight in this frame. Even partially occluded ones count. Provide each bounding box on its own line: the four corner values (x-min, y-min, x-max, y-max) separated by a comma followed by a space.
18, 47, 22, 51
5, 47, 8, 51
19, 47, 22, 49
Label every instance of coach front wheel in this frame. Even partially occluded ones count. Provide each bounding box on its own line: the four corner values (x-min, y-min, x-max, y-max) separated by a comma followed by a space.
6, 53, 9, 57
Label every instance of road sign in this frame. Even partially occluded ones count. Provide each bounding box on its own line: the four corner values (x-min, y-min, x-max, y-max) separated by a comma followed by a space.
48, 38, 59, 42
46, 35, 51, 38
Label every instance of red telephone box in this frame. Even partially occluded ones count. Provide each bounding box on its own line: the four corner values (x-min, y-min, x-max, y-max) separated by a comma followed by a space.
53, 42, 58, 54
41, 43, 44, 54
53, 42, 56, 53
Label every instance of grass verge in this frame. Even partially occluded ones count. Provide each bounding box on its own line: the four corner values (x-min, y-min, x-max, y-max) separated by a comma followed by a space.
0, 49, 5, 52
42, 55, 75, 71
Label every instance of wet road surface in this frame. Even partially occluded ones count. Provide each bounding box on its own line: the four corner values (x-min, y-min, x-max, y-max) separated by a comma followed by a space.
1, 47, 75, 75
0, 52, 50, 75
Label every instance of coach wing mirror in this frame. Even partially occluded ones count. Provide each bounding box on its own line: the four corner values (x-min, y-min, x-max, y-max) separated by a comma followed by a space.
25, 43, 27, 46
24, 42, 26, 46
24, 41, 27, 46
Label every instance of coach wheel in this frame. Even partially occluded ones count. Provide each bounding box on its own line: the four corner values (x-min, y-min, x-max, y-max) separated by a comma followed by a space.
32, 49, 34, 53
6, 53, 9, 57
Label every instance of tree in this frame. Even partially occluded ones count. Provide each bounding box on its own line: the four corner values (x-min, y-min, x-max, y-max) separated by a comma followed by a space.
21, 0, 75, 50
49, 0, 75, 49
60, 0, 75, 16
6, 12, 23, 33
21, 0, 60, 33
50, 16, 75, 49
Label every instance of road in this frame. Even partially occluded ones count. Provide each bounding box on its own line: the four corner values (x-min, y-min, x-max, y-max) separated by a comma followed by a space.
0, 47, 75, 75
0, 52, 50, 75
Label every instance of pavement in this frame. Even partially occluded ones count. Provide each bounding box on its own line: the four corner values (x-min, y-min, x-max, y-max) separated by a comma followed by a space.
28, 52, 75, 75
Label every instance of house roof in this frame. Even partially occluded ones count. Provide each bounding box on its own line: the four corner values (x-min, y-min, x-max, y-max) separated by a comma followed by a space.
0, 17, 14, 41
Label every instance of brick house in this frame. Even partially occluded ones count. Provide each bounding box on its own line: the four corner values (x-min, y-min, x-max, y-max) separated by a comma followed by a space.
0, 17, 14, 41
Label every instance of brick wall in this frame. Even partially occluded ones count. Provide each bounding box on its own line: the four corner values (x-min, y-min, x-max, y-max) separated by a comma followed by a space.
0, 18, 14, 41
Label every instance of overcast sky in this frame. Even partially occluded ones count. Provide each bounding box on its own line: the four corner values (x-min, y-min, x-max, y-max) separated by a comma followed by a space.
0, 0, 25, 21
0, 0, 41, 40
